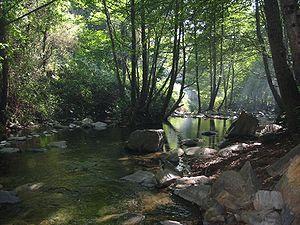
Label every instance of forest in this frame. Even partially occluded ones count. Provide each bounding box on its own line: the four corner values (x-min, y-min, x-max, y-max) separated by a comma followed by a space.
0, 0, 300, 225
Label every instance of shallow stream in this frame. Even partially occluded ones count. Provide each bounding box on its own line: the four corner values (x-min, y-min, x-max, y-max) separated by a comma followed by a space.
0, 117, 231, 225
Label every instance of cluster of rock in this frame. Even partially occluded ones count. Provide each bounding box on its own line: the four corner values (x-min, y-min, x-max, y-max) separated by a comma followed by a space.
0, 118, 109, 155
121, 119, 299, 225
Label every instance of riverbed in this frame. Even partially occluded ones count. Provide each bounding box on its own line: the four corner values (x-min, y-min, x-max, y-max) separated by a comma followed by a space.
0, 117, 231, 225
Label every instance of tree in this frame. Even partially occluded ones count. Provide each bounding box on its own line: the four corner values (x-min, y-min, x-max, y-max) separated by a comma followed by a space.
264, 0, 300, 131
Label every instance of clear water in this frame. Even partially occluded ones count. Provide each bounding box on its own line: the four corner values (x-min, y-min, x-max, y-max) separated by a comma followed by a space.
165, 117, 232, 149
0, 117, 231, 225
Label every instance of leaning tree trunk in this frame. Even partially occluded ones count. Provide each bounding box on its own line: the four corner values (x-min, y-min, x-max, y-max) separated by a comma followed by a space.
264, 0, 300, 132
255, 0, 284, 110
280, 0, 300, 84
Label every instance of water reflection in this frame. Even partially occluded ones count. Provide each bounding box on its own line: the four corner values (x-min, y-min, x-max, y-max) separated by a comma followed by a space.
165, 117, 232, 149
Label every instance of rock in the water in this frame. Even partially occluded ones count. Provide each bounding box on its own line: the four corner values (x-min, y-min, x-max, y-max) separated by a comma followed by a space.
275, 156, 300, 225
218, 143, 248, 157
160, 221, 183, 225
121, 213, 145, 225
15, 183, 44, 193
240, 161, 260, 192
211, 170, 254, 210
226, 111, 258, 138
156, 168, 181, 188
173, 185, 212, 209
0, 148, 20, 154
121, 170, 157, 188
126, 129, 165, 154
48, 141, 67, 149
181, 138, 200, 147
7, 136, 27, 141
69, 123, 78, 129
267, 144, 300, 176
82, 118, 93, 128
201, 131, 217, 136
240, 210, 282, 225
92, 121, 108, 131
0, 191, 20, 204
185, 147, 217, 158
253, 190, 284, 211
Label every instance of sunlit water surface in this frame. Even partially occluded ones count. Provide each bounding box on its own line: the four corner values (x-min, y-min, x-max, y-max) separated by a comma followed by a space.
0, 117, 231, 225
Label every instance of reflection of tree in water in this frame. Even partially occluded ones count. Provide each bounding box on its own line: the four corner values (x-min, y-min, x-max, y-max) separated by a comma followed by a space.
196, 118, 202, 138
208, 120, 215, 148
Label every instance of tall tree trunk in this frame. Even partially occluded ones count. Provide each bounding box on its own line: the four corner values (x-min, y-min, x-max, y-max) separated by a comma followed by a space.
280, 0, 300, 84
130, 0, 138, 107
0, 2, 9, 127
102, 0, 124, 95
228, 62, 235, 109
139, 0, 149, 108
255, 0, 284, 110
264, 0, 300, 132
162, 0, 180, 119
194, 25, 202, 113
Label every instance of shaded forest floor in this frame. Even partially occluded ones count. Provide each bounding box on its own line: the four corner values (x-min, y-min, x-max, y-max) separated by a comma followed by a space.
188, 131, 300, 190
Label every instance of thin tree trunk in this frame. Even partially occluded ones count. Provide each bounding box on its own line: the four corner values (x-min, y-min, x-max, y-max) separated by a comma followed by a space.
264, 0, 300, 132
162, 0, 180, 119
194, 25, 202, 113
255, 0, 284, 110
0, 2, 9, 127
228, 62, 235, 108
102, 0, 124, 94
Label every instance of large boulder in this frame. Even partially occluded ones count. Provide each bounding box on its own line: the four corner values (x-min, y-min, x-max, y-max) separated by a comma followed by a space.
267, 144, 300, 176
218, 143, 248, 157
275, 156, 300, 225
126, 129, 165, 154
226, 111, 259, 138
253, 190, 284, 211
173, 185, 212, 209
211, 170, 255, 210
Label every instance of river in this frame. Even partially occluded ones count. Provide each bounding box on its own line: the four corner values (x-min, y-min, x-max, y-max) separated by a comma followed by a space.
0, 117, 231, 225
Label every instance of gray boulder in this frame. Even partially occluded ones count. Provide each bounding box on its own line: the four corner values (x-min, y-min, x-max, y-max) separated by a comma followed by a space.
7, 136, 27, 141
267, 144, 300, 176
211, 170, 255, 210
173, 184, 212, 209
0, 191, 20, 204
226, 111, 258, 138
82, 118, 93, 128
0, 148, 20, 154
240, 161, 260, 192
121, 170, 157, 188
275, 156, 300, 225
253, 190, 284, 211
126, 129, 165, 154
240, 210, 282, 225
92, 121, 108, 131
